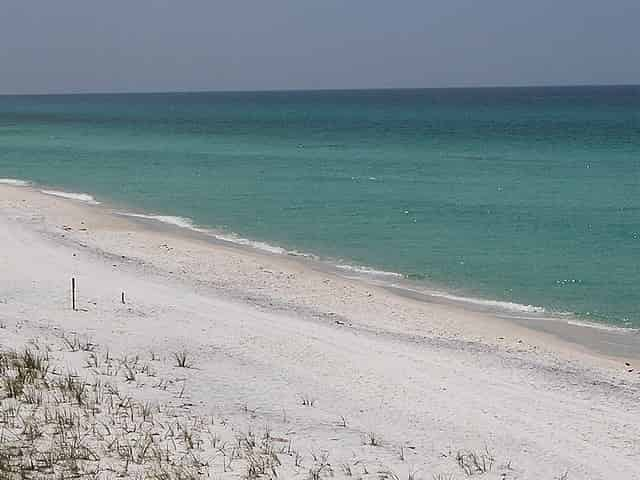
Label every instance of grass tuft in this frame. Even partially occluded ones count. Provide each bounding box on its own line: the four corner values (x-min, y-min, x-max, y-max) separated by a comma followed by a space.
174, 351, 192, 368
456, 447, 494, 476
365, 431, 381, 447
0, 341, 288, 480
300, 394, 315, 407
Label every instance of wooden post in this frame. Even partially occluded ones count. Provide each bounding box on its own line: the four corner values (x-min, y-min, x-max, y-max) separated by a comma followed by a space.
71, 277, 76, 311
121, 291, 125, 304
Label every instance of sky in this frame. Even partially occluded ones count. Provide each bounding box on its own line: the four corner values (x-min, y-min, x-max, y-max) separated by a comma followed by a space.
1, 0, 639, 94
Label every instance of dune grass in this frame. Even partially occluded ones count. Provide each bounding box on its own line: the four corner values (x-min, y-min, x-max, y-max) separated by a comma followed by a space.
0, 343, 287, 479
0, 336, 568, 479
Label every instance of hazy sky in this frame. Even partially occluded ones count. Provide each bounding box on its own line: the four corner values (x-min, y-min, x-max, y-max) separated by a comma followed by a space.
1, 0, 639, 94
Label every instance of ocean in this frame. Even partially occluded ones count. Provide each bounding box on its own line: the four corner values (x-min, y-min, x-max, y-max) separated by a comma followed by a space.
1, 86, 639, 327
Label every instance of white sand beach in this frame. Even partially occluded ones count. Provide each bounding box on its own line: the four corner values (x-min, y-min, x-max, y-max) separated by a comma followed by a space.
1, 183, 639, 479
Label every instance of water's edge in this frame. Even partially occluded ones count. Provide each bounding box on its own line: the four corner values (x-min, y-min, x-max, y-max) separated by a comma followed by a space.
4, 175, 639, 360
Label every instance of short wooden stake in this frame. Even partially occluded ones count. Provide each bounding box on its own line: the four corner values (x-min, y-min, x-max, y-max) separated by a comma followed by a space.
71, 277, 76, 311
121, 292, 126, 304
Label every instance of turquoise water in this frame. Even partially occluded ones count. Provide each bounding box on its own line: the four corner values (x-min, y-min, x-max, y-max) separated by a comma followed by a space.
1, 87, 639, 326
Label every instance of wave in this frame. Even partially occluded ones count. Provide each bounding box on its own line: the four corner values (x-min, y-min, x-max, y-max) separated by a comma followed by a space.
0, 178, 102, 206
336, 264, 404, 278
41, 190, 101, 205
115, 212, 294, 255
116, 212, 200, 230
391, 284, 546, 314
0, 178, 31, 186
428, 291, 546, 314
565, 319, 636, 332
212, 232, 289, 255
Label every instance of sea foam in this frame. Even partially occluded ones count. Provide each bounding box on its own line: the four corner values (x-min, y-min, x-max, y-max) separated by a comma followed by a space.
41, 190, 101, 205
211, 232, 288, 255
336, 264, 404, 278
116, 212, 290, 255
391, 284, 546, 314
428, 291, 546, 314
0, 178, 31, 186
116, 212, 200, 231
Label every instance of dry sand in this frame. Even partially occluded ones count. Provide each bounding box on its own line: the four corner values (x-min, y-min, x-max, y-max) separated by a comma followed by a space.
1, 183, 639, 479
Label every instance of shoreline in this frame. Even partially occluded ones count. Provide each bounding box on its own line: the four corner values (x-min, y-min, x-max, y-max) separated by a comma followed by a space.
2, 179, 639, 363
1, 177, 551, 315
121, 208, 640, 360
1, 179, 638, 363
2, 182, 640, 478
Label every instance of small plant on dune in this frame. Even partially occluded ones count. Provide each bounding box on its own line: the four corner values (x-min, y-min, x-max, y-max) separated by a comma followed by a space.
3, 374, 24, 398
365, 431, 381, 446
1, 349, 50, 398
85, 352, 100, 369
246, 451, 280, 479
341, 463, 353, 476
456, 447, 494, 476
300, 394, 315, 407
174, 351, 192, 368
433, 473, 455, 480
58, 372, 87, 406
353, 459, 369, 475
308, 452, 332, 480
22, 385, 44, 405
377, 469, 401, 480
62, 334, 95, 352
22, 417, 43, 441
147, 465, 201, 480
123, 363, 136, 383
62, 334, 77, 352
141, 401, 155, 422
21, 349, 50, 378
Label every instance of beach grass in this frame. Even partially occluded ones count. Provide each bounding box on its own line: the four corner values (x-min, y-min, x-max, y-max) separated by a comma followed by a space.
0, 340, 293, 479
0, 336, 533, 480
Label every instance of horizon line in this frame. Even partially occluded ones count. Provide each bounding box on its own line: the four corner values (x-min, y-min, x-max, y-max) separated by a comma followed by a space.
1, 82, 639, 97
